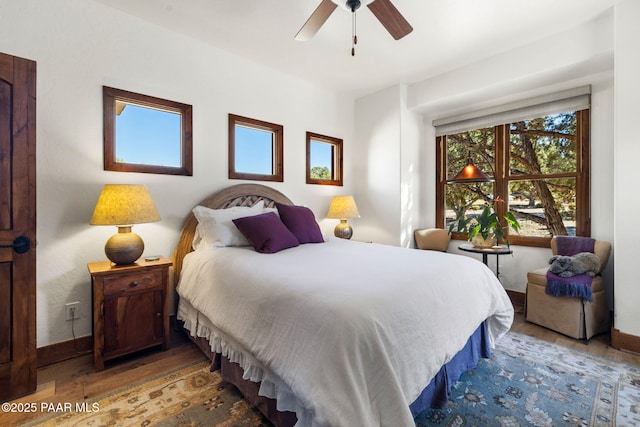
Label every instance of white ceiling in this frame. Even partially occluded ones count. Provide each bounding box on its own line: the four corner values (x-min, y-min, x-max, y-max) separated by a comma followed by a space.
94, 0, 620, 97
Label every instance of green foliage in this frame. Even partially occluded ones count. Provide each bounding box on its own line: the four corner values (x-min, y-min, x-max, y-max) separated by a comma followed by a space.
448, 197, 520, 246
310, 166, 331, 179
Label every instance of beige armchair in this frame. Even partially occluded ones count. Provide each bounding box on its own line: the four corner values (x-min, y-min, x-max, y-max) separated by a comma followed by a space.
414, 228, 451, 252
525, 237, 611, 340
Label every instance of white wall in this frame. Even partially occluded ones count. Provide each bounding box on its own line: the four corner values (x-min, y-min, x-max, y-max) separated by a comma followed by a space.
353, 85, 423, 247
354, 11, 617, 300
354, 86, 402, 245
613, 0, 640, 337
399, 86, 423, 248
0, 0, 354, 347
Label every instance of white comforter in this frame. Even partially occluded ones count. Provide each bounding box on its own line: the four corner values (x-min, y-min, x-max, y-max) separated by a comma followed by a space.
177, 238, 513, 427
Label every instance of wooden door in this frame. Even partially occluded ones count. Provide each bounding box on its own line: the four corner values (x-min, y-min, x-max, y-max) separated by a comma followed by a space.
0, 52, 37, 401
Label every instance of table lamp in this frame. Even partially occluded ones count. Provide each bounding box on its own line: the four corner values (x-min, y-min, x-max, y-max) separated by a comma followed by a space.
90, 184, 161, 265
326, 196, 360, 239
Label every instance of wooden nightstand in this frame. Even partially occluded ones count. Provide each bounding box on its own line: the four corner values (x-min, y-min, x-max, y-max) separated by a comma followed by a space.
88, 257, 172, 371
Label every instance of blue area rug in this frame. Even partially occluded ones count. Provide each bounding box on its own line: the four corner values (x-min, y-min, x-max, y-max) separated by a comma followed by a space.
415, 332, 640, 427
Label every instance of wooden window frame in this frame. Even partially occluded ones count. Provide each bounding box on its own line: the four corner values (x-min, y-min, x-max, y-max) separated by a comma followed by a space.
436, 109, 590, 248
228, 114, 284, 182
306, 132, 343, 186
103, 86, 193, 176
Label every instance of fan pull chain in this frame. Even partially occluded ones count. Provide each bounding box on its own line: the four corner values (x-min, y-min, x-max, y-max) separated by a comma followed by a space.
351, 11, 358, 56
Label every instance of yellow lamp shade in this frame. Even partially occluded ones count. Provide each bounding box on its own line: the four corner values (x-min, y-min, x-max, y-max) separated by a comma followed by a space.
91, 184, 161, 226
326, 196, 360, 219
91, 184, 160, 265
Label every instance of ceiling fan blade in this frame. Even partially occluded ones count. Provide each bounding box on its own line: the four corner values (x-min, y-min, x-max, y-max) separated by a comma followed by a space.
295, 0, 338, 41
367, 0, 413, 40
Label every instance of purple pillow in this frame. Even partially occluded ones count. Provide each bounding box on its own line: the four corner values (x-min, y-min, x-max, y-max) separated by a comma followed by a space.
276, 203, 324, 244
232, 212, 300, 254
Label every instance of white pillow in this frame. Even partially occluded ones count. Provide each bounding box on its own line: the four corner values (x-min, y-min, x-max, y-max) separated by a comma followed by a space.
263, 206, 279, 216
192, 201, 265, 249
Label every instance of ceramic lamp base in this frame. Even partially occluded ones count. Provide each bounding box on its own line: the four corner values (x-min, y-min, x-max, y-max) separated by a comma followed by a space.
105, 226, 144, 265
334, 220, 353, 239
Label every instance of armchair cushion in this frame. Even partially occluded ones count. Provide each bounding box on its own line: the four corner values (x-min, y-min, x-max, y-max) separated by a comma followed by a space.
527, 267, 604, 292
414, 228, 450, 252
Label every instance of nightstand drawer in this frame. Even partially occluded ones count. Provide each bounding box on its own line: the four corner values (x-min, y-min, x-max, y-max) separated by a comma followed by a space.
103, 270, 163, 296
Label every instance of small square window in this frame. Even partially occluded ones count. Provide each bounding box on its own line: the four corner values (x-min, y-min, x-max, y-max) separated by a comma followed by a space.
103, 86, 192, 176
229, 114, 283, 182
306, 132, 343, 186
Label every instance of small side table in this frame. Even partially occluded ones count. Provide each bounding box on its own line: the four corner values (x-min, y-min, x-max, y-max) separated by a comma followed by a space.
458, 243, 513, 278
88, 256, 172, 371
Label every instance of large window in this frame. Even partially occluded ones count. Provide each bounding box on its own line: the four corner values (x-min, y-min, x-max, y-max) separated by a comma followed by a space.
436, 88, 590, 248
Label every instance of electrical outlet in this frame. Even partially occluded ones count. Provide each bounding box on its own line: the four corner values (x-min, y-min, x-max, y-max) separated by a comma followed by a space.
65, 302, 80, 321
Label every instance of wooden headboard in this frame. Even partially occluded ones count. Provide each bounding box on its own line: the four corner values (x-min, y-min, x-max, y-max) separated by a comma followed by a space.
173, 183, 293, 279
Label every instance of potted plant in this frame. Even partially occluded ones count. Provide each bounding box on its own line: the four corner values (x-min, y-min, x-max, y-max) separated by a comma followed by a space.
448, 196, 520, 248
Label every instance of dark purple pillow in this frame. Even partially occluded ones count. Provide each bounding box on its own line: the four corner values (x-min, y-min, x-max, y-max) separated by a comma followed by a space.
276, 203, 324, 244
232, 212, 300, 254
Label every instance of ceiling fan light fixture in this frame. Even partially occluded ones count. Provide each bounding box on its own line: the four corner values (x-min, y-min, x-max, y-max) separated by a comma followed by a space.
350, 0, 359, 56
332, 0, 372, 11
346, 0, 361, 11
296, 0, 412, 46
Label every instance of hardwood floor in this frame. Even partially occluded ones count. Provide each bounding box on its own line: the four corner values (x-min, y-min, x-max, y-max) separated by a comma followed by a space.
510, 311, 640, 366
3, 314, 639, 426
2, 327, 206, 426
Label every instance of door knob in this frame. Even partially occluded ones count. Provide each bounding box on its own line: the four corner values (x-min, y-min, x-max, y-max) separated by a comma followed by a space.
0, 235, 30, 254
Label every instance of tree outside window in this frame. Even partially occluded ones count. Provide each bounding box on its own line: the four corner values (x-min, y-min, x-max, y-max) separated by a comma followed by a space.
437, 109, 590, 248
306, 132, 343, 186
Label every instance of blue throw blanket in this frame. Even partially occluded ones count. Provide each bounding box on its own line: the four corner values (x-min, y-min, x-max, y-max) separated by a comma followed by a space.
545, 236, 596, 302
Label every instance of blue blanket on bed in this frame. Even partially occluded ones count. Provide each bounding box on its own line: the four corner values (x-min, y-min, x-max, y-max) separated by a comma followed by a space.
545, 236, 595, 301
409, 322, 490, 414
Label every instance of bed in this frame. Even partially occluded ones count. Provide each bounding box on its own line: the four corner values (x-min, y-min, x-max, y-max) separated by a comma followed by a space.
174, 184, 514, 427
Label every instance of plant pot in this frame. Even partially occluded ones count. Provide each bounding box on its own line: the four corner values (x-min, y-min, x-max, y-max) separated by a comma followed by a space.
471, 234, 497, 248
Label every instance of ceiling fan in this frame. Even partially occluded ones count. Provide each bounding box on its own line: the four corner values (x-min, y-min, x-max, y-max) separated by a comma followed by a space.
295, 0, 413, 54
